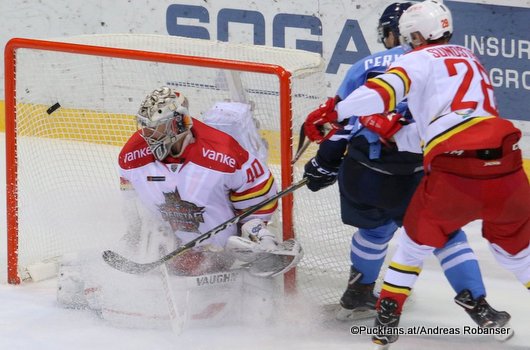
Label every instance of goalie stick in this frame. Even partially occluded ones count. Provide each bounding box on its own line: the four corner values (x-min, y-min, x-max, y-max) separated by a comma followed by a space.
158, 262, 185, 334
102, 177, 308, 274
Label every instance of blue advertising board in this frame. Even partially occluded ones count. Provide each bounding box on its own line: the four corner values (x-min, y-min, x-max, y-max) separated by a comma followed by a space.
165, 1, 529, 121
448, 1, 530, 121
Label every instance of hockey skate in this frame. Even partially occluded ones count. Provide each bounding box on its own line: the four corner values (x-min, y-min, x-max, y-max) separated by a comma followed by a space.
372, 298, 400, 350
454, 289, 514, 341
336, 266, 378, 321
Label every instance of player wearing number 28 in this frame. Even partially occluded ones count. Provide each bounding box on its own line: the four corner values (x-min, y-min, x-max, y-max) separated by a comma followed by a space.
304, 1, 508, 329
304, 0, 530, 347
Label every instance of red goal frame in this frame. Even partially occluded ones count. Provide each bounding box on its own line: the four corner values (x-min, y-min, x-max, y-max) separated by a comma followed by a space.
4, 38, 297, 287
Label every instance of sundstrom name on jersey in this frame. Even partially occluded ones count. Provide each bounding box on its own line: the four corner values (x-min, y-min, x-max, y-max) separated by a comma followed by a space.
202, 147, 236, 167
426, 46, 476, 59
123, 146, 152, 163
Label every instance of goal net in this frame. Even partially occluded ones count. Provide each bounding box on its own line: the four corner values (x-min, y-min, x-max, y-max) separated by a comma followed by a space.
5, 35, 351, 306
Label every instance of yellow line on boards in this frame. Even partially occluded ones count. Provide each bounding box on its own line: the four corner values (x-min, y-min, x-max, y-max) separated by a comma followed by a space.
1, 100, 529, 180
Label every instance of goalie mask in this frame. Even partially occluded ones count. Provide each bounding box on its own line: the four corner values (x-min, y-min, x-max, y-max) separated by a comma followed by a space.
137, 86, 193, 161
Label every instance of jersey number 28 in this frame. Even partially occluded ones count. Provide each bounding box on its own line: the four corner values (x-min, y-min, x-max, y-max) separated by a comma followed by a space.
444, 58, 498, 116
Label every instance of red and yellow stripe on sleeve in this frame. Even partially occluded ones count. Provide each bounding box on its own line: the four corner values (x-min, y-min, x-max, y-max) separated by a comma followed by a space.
365, 67, 411, 112
230, 174, 278, 216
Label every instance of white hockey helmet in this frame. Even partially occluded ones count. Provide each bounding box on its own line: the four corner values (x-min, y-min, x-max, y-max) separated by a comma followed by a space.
137, 86, 192, 161
399, 0, 453, 48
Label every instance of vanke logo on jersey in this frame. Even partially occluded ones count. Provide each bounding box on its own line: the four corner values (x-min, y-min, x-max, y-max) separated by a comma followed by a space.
202, 147, 236, 167
123, 146, 151, 163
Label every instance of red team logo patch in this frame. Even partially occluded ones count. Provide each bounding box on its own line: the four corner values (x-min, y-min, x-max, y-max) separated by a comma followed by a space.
158, 188, 205, 233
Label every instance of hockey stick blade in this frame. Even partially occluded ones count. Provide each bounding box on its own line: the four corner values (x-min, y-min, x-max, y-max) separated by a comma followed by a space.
291, 122, 311, 165
102, 178, 308, 274
102, 250, 163, 274
291, 139, 311, 165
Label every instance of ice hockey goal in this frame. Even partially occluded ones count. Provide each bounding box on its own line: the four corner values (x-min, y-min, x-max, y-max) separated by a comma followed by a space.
5, 35, 351, 305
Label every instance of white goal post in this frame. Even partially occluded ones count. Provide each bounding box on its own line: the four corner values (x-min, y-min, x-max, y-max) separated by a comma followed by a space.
5, 34, 352, 306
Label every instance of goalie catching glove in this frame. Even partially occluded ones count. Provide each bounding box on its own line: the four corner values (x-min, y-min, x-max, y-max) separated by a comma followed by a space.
303, 96, 342, 143
225, 219, 304, 277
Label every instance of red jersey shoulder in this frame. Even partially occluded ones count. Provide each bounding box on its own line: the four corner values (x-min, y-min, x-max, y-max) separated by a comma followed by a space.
118, 131, 155, 170
187, 119, 250, 173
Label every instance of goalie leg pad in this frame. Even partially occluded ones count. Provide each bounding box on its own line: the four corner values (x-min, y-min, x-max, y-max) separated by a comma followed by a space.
57, 255, 88, 309
97, 268, 276, 329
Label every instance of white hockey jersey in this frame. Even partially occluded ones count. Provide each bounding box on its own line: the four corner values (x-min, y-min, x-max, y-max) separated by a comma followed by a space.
336, 44, 515, 166
118, 118, 277, 249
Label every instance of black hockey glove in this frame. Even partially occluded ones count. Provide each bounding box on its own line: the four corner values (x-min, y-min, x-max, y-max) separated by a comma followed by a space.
303, 155, 339, 192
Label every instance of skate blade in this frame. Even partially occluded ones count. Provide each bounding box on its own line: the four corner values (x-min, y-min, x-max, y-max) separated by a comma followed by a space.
336, 306, 376, 321
372, 341, 391, 350
493, 323, 515, 342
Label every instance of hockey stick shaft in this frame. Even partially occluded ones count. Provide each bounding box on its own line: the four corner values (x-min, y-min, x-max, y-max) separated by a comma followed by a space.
292, 120, 350, 165
102, 177, 308, 274
158, 263, 184, 334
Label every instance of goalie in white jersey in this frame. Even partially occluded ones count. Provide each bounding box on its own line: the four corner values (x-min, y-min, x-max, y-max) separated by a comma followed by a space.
304, 0, 529, 347
57, 87, 303, 325
117, 86, 302, 277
